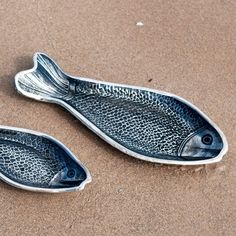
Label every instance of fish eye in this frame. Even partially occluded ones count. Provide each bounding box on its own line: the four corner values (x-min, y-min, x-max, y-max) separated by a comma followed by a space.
67, 169, 76, 178
201, 134, 213, 145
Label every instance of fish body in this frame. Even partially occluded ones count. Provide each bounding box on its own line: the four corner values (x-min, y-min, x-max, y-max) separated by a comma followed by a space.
0, 126, 91, 192
15, 53, 228, 165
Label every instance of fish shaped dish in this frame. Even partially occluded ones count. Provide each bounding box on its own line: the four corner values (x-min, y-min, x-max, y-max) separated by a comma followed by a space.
15, 53, 228, 165
0, 125, 91, 192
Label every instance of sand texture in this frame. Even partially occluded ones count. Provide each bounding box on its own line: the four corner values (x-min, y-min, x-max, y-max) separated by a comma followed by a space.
0, 1, 235, 235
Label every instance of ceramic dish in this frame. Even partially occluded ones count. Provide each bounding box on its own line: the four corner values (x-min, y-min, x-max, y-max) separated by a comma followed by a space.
15, 53, 228, 165
0, 125, 91, 192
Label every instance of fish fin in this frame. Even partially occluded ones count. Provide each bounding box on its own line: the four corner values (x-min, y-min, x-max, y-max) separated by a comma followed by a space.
15, 52, 74, 102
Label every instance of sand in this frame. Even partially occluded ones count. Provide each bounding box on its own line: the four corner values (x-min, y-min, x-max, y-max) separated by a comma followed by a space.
0, 1, 235, 235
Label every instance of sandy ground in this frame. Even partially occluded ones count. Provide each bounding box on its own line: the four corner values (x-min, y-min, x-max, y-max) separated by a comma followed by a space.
0, 1, 235, 235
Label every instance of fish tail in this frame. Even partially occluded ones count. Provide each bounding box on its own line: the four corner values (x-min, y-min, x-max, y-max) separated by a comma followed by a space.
15, 52, 73, 102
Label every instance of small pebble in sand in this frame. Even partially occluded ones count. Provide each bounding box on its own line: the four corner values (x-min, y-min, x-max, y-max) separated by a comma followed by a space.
194, 166, 204, 172
216, 165, 226, 173
117, 188, 124, 193
136, 21, 144, 26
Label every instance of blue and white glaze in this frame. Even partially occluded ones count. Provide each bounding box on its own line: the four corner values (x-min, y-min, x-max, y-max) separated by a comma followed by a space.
15, 53, 228, 165
0, 126, 91, 192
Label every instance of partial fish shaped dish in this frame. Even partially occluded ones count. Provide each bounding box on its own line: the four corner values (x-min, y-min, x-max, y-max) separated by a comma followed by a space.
15, 53, 228, 165
0, 126, 91, 192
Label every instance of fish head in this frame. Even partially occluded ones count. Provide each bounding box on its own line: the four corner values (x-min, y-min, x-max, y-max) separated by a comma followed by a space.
49, 163, 87, 188
178, 126, 226, 161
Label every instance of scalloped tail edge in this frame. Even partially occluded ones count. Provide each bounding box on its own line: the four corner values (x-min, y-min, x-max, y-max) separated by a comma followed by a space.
15, 53, 71, 101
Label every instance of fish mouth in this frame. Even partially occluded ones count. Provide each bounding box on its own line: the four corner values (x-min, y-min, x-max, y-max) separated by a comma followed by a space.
177, 126, 224, 161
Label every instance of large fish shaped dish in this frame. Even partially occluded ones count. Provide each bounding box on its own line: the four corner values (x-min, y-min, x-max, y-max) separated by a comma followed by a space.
0, 126, 91, 192
15, 53, 228, 165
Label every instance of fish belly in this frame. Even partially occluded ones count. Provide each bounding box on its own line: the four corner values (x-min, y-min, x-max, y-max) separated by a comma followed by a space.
67, 82, 206, 159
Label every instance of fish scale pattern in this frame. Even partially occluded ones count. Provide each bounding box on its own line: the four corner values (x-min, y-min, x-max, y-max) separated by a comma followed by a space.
67, 81, 207, 159
0, 129, 64, 187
